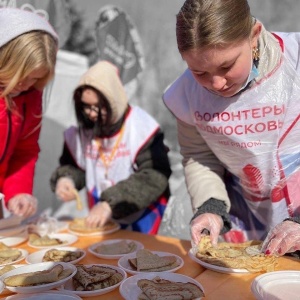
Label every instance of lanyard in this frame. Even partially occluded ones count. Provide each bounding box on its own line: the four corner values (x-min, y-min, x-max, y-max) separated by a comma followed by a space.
95, 125, 125, 179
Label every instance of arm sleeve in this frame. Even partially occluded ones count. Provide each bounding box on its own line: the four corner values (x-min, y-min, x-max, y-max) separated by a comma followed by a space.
3, 92, 42, 203
177, 118, 231, 213
191, 198, 232, 234
101, 129, 172, 219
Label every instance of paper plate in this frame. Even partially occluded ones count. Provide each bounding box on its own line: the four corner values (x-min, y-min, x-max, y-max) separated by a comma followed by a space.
188, 248, 249, 274
0, 230, 28, 247
26, 246, 86, 264
4, 290, 81, 300
27, 233, 78, 249
0, 262, 77, 294
0, 249, 28, 267
88, 239, 144, 259
118, 251, 184, 275
119, 272, 205, 300
251, 271, 300, 300
0, 279, 4, 295
61, 264, 127, 297
0, 265, 26, 295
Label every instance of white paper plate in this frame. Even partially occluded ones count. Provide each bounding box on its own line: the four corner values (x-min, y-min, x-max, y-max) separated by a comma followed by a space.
0, 232, 28, 247
60, 264, 127, 297
188, 248, 249, 274
88, 239, 144, 259
0, 262, 77, 294
0, 265, 26, 295
118, 251, 184, 275
5, 290, 81, 300
251, 271, 300, 300
0, 279, 4, 295
68, 222, 120, 236
26, 246, 86, 265
0, 249, 28, 267
27, 233, 78, 249
119, 271, 205, 300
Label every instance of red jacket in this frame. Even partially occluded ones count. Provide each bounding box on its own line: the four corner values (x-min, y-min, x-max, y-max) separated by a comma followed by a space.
0, 89, 42, 205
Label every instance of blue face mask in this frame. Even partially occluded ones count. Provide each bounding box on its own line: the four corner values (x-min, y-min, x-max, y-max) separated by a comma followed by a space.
236, 62, 259, 93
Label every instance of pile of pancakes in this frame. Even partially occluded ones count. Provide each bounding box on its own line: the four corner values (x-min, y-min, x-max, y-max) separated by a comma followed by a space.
196, 236, 277, 273
72, 265, 123, 291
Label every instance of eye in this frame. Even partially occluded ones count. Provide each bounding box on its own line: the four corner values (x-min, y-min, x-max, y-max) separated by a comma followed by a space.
193, 71, 205, 78
221, 66, 231, 70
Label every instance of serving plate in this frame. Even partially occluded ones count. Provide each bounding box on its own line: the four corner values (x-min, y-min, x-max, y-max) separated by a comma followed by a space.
0, 230, 28, 247
27, 233, 78, 249
5, 291, 81, 300
119, 272, 205, 300
0, 249, 28, 267
188, 248, 249, 274
0, 265, 25, 295
88, 239, 144, 259
251, 271, 300, 300
26, 246, 86, 265
0, 262, 77, 294
118, 251, 184, 275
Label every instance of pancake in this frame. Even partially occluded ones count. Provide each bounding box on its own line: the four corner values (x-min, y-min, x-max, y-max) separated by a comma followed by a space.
69, 218, 119, 234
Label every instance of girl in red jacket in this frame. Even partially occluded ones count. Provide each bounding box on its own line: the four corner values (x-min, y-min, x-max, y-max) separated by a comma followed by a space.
0, 8, 58, 218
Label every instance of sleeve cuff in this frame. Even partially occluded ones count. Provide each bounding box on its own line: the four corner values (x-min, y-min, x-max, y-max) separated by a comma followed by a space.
190, 198, 232, 234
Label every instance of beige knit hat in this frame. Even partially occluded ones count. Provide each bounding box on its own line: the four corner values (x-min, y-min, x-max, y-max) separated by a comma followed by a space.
0, 8, 58, 47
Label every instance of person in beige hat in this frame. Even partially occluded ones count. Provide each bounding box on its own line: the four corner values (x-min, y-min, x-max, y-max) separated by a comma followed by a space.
51, 60, 171, 234
0, 8, 58, 218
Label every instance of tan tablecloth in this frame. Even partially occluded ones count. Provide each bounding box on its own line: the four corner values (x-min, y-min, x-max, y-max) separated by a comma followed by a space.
1, 227, 300, 299
0, 228, 203, 299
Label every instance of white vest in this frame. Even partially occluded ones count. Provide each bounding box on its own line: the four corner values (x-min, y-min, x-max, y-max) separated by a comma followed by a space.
64, 106, 159, 202
164, 54, 300, 238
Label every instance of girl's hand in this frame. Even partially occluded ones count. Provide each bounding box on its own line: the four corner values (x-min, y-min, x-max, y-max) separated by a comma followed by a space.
8, 194, 37, 218
190, 213, 223, 248
262, 220, 300, 256
55, 177, 76, 201
85, 201, 112, 228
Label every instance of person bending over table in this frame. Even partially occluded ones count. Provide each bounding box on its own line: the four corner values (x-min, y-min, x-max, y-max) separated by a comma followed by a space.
163, 0, 300, 257
0, 8, 58, 219
51, 61, 171, 234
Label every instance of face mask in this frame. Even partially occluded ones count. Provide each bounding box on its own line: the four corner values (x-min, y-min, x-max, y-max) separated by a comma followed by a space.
236, 61, 259, 94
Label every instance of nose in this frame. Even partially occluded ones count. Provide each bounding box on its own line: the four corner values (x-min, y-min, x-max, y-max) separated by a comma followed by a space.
87, 109, 98, 119
19, 83, 31, 91
210, 75, 226, 91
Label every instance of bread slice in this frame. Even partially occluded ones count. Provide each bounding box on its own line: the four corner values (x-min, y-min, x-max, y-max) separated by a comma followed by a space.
137, 278, 204, 300
95, 240, 136, 255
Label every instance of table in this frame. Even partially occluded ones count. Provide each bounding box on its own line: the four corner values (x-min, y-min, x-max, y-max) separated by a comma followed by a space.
197, 255, 300, 300
0, 229, 203, 299
1, 228, 300, 299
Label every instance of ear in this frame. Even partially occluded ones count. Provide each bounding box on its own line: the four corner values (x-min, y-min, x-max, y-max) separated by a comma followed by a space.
251, 21, 262, 48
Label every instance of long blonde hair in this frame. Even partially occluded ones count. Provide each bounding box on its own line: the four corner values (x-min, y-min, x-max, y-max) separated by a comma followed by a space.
176, 0, 254, 53
0, 31, 57, 110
